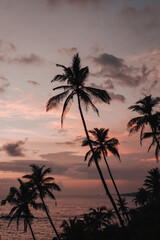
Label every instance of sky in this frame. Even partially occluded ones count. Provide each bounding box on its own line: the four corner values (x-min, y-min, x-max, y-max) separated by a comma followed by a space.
0, 0, 160, 197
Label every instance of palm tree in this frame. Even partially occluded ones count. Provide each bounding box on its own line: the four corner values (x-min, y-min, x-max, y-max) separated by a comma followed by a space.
82, 128, 130, 223
89, 206, 110, 230
127, 95, 160, 160
143, 167, 160, 201
132, 187, 149, 206
22, 164, 61, 240
46, 53, 125, 228
116, 197, 130, 223
142, 132, 160, 160
1, 179, 43, 240
46, 53, 124, 226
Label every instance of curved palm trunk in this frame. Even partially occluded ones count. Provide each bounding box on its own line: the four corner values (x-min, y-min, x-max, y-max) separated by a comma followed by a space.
40, 195, 61, 240
27, 219, 36, 240
102, 150, 131, 224
150, 124, 160, 161
77, 94, 125, 228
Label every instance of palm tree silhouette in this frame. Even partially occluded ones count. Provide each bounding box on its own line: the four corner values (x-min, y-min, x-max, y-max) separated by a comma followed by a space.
116, 197, 130, 223
89, 206, 110, 230
142, 132, 160, 160
1, 179, 43, 240
143, 167, 160, 201
22, 164, 61, 240
132, 187, 149, 206
82, 128, 130, 223
46, 53, 125, 227
128, 95, 160, 160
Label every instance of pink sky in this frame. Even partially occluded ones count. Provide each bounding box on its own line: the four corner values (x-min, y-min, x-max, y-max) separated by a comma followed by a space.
0, 0, 160, 197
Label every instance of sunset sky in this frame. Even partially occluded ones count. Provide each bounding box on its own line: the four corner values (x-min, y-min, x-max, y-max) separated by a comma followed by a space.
0, 0, 160, 197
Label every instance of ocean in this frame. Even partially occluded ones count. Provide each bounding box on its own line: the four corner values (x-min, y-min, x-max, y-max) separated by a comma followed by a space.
0, 195, 135, 240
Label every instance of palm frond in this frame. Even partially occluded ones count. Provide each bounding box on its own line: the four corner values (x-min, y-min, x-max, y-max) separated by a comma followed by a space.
46, 90, 70, 111
85, 87, 111, 103
61, 90, 75, 127
79, 89, 99, 115
52, 74, 67, 83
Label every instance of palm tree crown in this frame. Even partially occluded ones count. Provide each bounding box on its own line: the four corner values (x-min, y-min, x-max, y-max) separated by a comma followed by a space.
1, 179, 43, 240
46, 53, 111, 126
82, 128, 120, 166
128, 95, 160, 160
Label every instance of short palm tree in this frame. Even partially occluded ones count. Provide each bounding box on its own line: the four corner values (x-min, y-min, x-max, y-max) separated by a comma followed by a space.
82, 128, 130, 223
143, 167, 160, 201
116, 197, 130, 223
89, 206, 109, 230
132, 187, 149, 206
46, 53, 125, 227
23, 164, 61, 240
128, 95, 160, 160
1, 179, 43, 240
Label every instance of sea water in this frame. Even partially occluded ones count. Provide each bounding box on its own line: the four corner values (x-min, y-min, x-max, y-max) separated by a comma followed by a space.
0, 195, 135, 240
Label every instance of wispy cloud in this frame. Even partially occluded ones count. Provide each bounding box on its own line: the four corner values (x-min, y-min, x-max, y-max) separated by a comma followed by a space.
27, 80, 40, 86
57, 47, 78, 56
0, 76, 9, 93
8, 53, 44, 65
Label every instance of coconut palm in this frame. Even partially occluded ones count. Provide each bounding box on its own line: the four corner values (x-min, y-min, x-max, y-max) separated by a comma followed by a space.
82, 128, 130, 223
89, 206, 110, 230
22, 164, 61, 240
116, 198, 130, 223
132, 187, 149, 206
143, 167, 160, 201
128, 95, 160, 160
142, 132, 160, 160
46, 53, 125, 228
1, 179, 43, 240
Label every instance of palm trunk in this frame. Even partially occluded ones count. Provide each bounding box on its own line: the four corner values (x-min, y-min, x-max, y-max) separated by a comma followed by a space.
102, 150, 131, 224
27, 219, 36, 240
40, 195, 61, 240
150, 124, 160, 161
77, 94, 125, 228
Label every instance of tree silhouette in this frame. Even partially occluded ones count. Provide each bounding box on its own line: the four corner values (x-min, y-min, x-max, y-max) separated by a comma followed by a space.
128, 95, 160, 160
46, 53, 125, 227
82, 128, 130, 223
143, 168, 160, 201
132, 187, 149, 206
23, 164, 61, 240
1, 179, 43, 240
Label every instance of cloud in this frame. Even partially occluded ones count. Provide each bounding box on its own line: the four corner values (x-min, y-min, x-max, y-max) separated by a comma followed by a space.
90, 53, 153, 87
57, 47, 78, 57
44, 0, 107, 8
90, 83, 125, 102
27, 80, 40, 86
55, 135, 84, 146
0, 76, 9, 93
0, 39, 16, 53
8, 53, 44, 65
0, 139, 27, 157
109, 92, 125, 103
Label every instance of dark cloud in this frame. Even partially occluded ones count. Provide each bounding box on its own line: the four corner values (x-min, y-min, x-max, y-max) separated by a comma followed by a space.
0, 151, 157, 182
104, 79, 114, 90
55, 135, 84, 146
0, 140, 27, 157
8, 53, 44, 65
0, 76, 9, 93
90, 53, 153, 87
90, 83, 125, 103
27, 80, 40, 86
57, 47, 78, 57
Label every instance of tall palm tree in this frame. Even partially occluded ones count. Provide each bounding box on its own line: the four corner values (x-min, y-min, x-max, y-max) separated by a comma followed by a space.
1, 179, 43, 240
23, 164, 61, 240
82, 128, 130, 223
46, 53, 125, 227
127, 95, 160, 160
142, 132, 160, 160
143, 167, 160, 201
